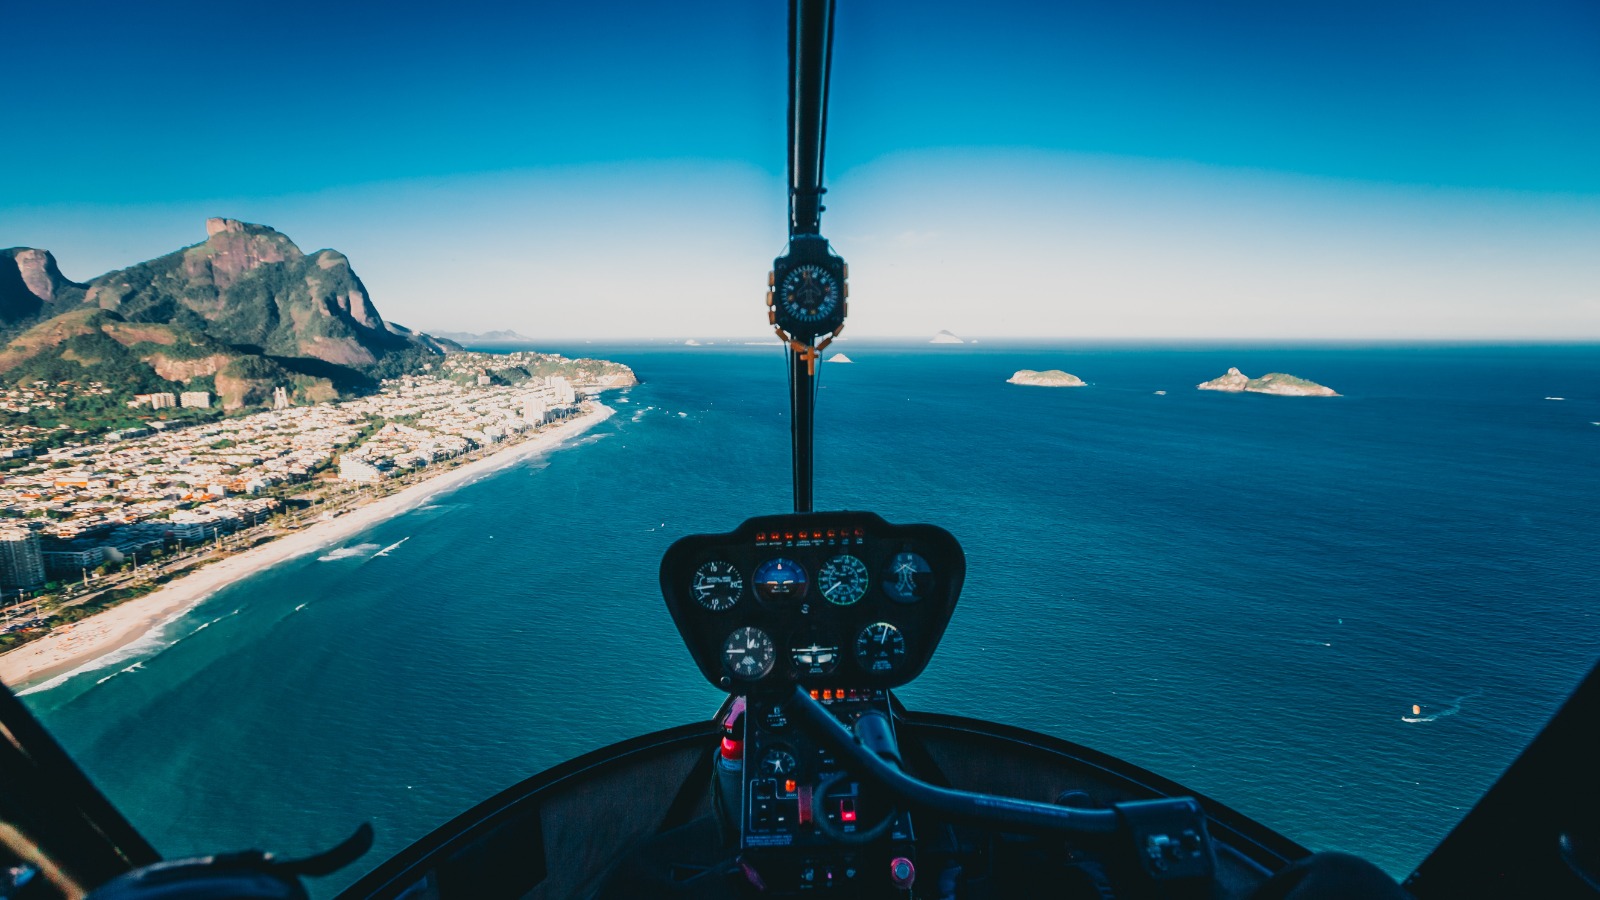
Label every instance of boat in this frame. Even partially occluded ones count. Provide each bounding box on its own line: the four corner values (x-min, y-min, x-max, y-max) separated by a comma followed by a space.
4, 3, 1600, 899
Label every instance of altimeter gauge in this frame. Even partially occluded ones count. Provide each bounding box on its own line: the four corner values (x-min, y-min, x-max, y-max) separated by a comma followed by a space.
691, 560, 743, 611
855, 622, 906, 674
818, 554, 869, 606
723, 627, 777, 680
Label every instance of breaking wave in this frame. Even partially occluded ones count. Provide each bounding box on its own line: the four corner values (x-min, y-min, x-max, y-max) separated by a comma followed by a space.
317, 543, 380, 562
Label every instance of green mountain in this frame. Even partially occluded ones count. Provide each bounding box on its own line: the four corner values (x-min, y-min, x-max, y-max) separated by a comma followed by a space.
1, 219, 451, 408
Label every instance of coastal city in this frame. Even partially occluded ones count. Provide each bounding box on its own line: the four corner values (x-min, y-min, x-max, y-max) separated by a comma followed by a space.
0, 350, 634, 651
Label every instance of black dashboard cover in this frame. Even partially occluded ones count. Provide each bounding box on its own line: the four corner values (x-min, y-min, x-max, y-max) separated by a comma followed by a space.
660, 511, 964, 694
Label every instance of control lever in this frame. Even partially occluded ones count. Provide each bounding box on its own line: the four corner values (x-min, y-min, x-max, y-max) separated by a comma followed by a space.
788, 686, 1217, 892
790, 686, 1117, 836
810, 710, 903, 845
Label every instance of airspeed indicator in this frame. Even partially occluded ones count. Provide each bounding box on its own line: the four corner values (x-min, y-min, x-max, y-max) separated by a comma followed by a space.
691, 560, 743, 611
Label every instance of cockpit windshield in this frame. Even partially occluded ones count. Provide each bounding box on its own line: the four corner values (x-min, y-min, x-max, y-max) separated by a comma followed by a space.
3, 3, 1598, 899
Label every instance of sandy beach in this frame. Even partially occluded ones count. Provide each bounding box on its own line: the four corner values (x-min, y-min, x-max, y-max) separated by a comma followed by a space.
0, 403, 615, 691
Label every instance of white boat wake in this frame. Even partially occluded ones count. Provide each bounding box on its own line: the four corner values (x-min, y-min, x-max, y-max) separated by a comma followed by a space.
1402, 692, 1479, 723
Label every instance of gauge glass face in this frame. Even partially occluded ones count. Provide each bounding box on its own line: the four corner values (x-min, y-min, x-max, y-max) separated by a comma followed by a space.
855, 622, 907, 674
882, 552, 933, 603
691, 560, 743, 611
760, 747, 798, 778
790, 641, 840, 677
722, 627, 776, 680
753, 558, 809, 603
779, 264, 841, 325
818, 554, 870, 606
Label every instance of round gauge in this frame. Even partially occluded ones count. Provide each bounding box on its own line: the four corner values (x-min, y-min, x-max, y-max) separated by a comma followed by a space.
760, 747, 798, 778
855, 622, 907, 674
753, 558, 809, 603
818, 554, 870, 606
790, 640, 841, 677
691, 560, 743, 611
882, 552, 934, 603
778, 264, 842, 326
722, 627, 776, 680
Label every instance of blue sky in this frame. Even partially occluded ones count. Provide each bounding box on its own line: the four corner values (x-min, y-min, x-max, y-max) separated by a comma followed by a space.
3, 0, 1597, 339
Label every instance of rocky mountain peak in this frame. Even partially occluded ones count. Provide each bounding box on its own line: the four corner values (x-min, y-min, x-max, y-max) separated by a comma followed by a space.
11, 249, 69, 302
1, 247, 87, 322
187, 218, 303, 292
205, 217, 279, 238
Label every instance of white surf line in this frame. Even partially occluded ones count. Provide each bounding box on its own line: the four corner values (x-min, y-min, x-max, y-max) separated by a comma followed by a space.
374, 536, 411, 557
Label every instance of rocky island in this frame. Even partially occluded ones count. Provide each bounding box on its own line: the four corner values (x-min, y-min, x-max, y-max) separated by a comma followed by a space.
1197, 367, 1338, 396
1007, 369, 1085, 387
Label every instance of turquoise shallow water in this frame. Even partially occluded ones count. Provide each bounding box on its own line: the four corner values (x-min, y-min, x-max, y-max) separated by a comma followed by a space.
22, 342, 1600, 896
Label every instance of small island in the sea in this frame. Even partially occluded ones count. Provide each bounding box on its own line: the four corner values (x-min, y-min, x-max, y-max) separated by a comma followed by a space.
1197, 367, 1339, 397
930, 330, 964, 344
828, 353, 853, 364
1007, 369, 1085, 387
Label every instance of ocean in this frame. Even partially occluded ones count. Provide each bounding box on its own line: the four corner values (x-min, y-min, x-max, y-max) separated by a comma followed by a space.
21, 342, 1600, 896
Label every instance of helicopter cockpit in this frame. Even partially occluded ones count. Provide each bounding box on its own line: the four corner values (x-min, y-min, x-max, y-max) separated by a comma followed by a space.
5, 2, 1600, 899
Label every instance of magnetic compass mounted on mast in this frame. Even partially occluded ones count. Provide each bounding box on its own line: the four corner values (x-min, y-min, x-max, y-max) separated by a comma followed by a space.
771, 0, 845, 514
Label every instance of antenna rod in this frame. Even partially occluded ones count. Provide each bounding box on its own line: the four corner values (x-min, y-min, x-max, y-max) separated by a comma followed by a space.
786, 0, 836, 513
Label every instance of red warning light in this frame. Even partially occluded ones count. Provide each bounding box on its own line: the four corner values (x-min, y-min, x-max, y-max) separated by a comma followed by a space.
840, 801, 857, 823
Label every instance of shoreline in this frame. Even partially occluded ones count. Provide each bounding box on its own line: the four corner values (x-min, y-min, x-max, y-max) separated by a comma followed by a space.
0, 403, 616, 692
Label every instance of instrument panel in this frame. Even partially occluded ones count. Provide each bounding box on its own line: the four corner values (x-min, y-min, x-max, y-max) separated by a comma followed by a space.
661, 512, 964, 693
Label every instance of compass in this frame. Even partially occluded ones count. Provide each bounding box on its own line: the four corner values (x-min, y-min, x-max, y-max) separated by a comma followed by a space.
778, 265, 841, 327
768, 235, 848, 342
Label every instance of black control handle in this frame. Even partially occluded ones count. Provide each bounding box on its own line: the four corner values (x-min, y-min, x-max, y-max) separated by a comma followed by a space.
789, 686, 1119, 836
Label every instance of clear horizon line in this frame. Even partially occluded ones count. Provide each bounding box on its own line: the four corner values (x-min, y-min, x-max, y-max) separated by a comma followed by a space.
425, 333, 1600, 346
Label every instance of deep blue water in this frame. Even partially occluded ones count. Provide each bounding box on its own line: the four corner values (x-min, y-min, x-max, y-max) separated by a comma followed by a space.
22, 343, 1600, 896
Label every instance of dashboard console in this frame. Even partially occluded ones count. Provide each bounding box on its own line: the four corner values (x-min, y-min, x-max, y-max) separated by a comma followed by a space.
659, 512, 965, 694
662, 512, 963, 893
